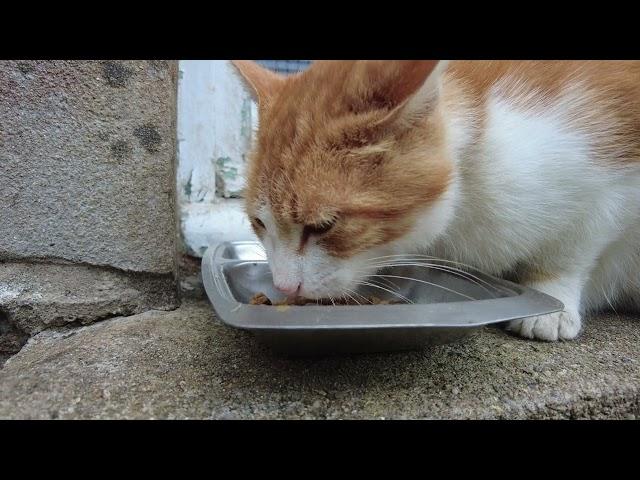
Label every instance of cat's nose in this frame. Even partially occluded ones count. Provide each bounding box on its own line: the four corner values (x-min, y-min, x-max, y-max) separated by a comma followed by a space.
275, 282, 300, 296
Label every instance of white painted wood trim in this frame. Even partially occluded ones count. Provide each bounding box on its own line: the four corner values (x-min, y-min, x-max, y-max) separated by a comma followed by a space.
177, 60, 258, 256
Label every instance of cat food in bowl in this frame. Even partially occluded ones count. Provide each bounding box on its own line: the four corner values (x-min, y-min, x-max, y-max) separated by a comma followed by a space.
249, 292, 398, 306
202, 241, 564, 355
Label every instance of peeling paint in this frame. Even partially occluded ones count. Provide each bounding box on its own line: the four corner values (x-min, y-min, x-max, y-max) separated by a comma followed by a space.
216, 157, 239, 179
180, 200, 257, 257
184, 170, 193, 198
240, 97, 252, 140
215, 156, 242, 198
177, 61, 255, 250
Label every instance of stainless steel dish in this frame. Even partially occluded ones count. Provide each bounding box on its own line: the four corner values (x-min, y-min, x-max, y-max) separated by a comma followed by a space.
201, 241, 564, 355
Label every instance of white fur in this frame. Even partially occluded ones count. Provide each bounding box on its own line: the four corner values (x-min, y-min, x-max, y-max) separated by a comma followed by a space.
257, 204, 386, 299
257, 205, 301, 294
418, 73, 640, 340
258, 64, 640, 342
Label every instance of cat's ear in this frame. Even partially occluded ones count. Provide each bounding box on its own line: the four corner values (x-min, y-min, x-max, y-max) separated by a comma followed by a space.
371, 60, 440, 106
349, 60, 448, 120
231, 61, 287, 106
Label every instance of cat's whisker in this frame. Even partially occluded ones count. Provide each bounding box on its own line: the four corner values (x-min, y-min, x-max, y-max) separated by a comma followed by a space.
342, 289, 362, 306
373, 275, 403, 293
328, 294, 336, 307
368, 258, 505, 291
364, 278, 403, 296
355, 266, 496, 300
353, 271, 403, 292
344, 287, 370, 305
368, 253, 490, 271
368, 274, 477, 301
363, 261, 501, 297
366, 254, 488, 274
355, 281, 414, 304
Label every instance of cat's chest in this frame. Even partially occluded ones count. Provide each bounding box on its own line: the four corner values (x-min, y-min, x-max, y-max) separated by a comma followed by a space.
424, 92, 600, 274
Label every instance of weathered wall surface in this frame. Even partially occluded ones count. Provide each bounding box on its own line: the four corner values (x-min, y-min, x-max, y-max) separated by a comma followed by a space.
0, 60, 180, 359
0, 60, 178, 273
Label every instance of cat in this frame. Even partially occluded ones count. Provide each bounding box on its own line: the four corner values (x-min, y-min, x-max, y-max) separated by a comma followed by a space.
231, 60, 640, 341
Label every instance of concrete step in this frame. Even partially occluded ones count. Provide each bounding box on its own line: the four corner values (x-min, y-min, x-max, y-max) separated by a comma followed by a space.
0, 300, 638, 419
0, 262, 179, 362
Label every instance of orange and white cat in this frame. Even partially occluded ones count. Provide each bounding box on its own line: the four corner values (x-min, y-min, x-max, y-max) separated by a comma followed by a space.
232, 60, 640, 341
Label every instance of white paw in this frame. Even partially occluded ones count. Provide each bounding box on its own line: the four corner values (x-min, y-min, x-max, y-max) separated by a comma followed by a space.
506, 311, 582, 341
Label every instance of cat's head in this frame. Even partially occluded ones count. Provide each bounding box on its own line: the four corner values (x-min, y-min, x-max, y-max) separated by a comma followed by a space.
232, 60, 456, 299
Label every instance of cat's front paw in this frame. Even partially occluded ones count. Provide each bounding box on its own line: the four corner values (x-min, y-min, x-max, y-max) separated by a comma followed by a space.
506, 310, 581, 341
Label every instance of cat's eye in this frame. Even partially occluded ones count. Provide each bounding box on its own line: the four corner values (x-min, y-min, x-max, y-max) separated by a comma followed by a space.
303, 220, 335, 237
253, 218, 266, 229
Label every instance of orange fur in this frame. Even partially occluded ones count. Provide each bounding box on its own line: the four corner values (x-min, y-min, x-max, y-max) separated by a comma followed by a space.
235, 60, 640, 259
231, 60, 640, 339
447, 61, 640, 165
237, 61, 450, 258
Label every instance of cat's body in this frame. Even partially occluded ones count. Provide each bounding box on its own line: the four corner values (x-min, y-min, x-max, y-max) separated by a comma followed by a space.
233, 60, 640, 341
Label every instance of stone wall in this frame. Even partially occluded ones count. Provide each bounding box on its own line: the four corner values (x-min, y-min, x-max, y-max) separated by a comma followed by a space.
0, 60, 180, 361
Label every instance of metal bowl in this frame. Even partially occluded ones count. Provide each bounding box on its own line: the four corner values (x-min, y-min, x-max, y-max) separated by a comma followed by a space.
201, 241, 564, 355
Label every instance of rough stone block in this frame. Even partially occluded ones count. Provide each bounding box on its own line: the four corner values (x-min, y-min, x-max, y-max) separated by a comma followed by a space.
0, 262, 178, 361
0, 301, 637, 419
0, 60, 179, 274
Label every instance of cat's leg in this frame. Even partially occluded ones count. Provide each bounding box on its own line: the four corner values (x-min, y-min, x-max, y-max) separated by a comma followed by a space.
506, 272, 583, 341
505, 217, 623, 342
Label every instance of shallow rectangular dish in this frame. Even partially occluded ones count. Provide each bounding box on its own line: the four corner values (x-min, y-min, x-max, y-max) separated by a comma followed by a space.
201, 241, 564, 355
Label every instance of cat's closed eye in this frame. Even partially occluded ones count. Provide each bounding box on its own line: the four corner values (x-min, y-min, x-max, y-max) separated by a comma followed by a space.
252, 218, 266, 229
303, 221, 335, 237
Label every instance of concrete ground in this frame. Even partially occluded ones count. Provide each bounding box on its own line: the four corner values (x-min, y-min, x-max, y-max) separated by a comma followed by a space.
0, 299, 638, 419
